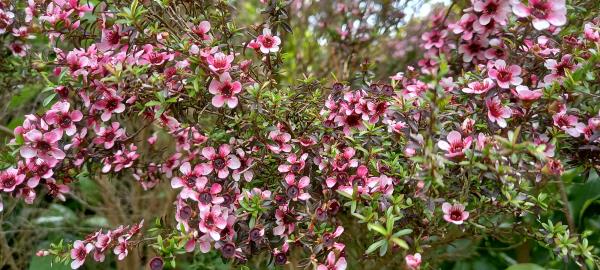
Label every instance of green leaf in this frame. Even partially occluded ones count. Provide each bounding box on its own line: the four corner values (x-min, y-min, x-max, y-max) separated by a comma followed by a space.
568, 169, 600, 225
505, 263, 545, 270
367, 223, 387, 236
365, 239, 385, 254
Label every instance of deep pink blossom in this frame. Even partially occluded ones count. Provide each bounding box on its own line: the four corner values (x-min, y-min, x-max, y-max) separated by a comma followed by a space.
486, 96, 512, 128
191, 21, 211, 40
488, 59, 523, 88
267, 130, 292, 153
543, 54, 578, 85
438, 131, 473, 158
199, 205, 228, 240
283, 174, 311, 201
93, 89, 126, 122
113, 237, 128, 261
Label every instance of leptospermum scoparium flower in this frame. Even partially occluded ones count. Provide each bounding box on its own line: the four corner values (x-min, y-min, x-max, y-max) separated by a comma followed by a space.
208, 72, 242, 109
442, 202, 470, 225
437, 131, 473, 159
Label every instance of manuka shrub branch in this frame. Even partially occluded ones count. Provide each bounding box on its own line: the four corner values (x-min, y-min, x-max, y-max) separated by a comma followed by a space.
0, 0, 600, 269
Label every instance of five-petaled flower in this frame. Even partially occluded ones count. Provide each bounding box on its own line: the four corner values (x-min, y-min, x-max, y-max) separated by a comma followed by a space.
438, 131, 473, 159
201, 144, 241, 179
442, 202, 470, 225
208, 72, 242, 108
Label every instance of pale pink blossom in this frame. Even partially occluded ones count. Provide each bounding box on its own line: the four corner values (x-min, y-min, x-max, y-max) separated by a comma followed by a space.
208, 72, 242, 108
513, 0, 566, 30
438, 131, 473, 158
442, 202, 469, 225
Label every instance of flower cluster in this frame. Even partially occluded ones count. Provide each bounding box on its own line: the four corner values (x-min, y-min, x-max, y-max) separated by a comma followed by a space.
1, 0, 599, 269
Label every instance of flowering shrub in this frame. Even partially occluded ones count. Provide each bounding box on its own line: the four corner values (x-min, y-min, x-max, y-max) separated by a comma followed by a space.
1, 0, 600, 269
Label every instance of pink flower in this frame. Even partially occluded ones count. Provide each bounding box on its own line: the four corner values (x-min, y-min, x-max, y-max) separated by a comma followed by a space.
201, 144, 241, 179
512, 85, 542, 101
207, 52, 234, 73
9, 42, 30, 57
513, 0, 566, 30
487, 60, 523, 88
283, 174, 311, 201
317, 252, 347, 270
405, 253, 422, 269
332, 147, 359, 172
256, 28, 281, 54
462, 78, 495, 94
278, 153, 308, 176
0, 167, 26, 192
93, 122, 126, 149
208, 72, 242, 108
45, 101, 83, 136
98, 25, 125, 51
421, 30, 447, 49
170, 162, 207, 199
46, 178, 70, 201
93, 89, 126, 122
450, 13, 477, 40
486, 96, 512, 128
267, 130, 292, 153
584, 23, 600, 42
438, 131, 473, 158
273, 206, 299, 236
113, 237, 129, 261
442, 202, 470, 225
473, 0, 511, 25
553, 112, 585, 137
0, 9, 15, 34
137, 44, 174, 66
20, 129, 65, 162
70, 240, 93, 269
543, 54, 578, 85
192, 21, 211, 40
25, 158, 58, 187
199, 205, 228, 240
458, 36, 489, 62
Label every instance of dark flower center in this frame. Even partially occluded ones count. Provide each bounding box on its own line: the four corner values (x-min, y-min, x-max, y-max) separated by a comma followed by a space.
198, 192, 212, 204
450, 210, 463, 221
213, 158, 226, 170
286, 185, 299, 198
262, 36, 274, 47
249, 228, 262, 242
2, 177, 15, 188
60, 115, 72, 127
36, 141, 52, 152
221, 243, 236, 258
179, 206, 192, 220
274, 253, 287, 265
149, 257, 164, 270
